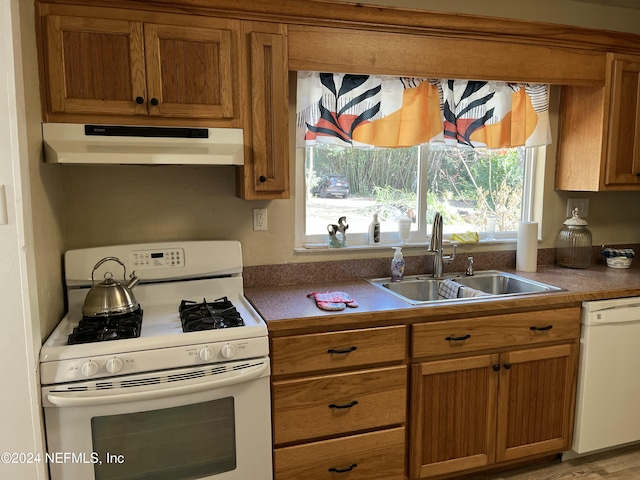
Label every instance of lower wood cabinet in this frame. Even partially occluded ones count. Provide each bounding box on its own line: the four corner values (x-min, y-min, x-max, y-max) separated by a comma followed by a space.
410, 343, 578, 479
270, 325, 407, 480
273, 365, 406, 445
274, 427, 406, 480
270, 308, 580, 480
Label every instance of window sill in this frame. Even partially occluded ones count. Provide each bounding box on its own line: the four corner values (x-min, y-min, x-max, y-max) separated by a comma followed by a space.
295, 238, 517, 254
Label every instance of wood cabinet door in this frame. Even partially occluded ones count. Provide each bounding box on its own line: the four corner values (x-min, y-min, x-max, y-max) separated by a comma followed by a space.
495, 344, 577, 462
605, 54, 640, 187
144, 23, 236, 119
44, 15, 147, 115
409, 354, 499, 479
249, 30, 289, 194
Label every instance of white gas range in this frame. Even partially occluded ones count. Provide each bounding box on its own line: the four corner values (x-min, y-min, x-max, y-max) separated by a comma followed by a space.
39, 240, 272, 480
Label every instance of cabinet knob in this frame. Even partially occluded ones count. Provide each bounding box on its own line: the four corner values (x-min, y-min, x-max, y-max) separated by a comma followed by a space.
492, 364, 501, 372
135, 96, 145, 105
503, 363, 512, 370
150, 98, 159, 106
258, 175, 267, 183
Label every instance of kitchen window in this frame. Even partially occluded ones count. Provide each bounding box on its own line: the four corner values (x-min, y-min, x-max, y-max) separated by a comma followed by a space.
296, 143, 543, 248
295, 72, 549, 250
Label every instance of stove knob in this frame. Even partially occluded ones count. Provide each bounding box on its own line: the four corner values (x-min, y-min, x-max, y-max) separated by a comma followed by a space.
81, 360, 99, 377
106, 357, 123, 374
199, 346, 215, 362
221, 343, 236, 359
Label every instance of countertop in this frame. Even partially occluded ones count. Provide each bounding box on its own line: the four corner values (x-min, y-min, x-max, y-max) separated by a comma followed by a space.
245, 264, 640, 336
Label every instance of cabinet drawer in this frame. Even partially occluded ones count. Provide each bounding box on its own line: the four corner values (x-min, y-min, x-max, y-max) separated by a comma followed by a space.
274, 427, 405, 480
273, 365, 406, 445
412, 307, 580, 359
271, 325, 406, 377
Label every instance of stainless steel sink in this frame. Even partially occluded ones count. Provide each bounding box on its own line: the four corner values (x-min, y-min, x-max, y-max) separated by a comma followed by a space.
367, 270, 563, 305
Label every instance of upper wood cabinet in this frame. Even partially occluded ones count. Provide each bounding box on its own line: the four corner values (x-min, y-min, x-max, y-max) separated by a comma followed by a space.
236, 23, 290, 199
41, 13, 239, 123
37, 5, 290, 199
556, 53, 640, 191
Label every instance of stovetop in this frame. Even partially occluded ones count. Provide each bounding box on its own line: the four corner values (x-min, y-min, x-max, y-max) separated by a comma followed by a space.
42, 277, 266, 360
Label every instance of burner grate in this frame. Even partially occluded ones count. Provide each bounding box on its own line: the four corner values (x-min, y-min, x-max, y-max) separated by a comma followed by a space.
179, 297, 245, 332
67, 308, 143, 345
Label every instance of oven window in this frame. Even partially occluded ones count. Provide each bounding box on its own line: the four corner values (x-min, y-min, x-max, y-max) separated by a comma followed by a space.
91, 397, 236, 479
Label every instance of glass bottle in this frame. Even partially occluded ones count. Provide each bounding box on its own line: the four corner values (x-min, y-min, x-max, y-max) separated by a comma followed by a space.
556, 208, 592, 269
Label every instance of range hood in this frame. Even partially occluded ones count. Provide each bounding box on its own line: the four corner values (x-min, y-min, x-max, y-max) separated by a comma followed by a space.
42, 123, 244, 165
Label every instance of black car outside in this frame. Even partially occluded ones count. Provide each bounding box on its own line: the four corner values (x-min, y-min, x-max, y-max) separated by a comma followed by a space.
311, 175, 350, 198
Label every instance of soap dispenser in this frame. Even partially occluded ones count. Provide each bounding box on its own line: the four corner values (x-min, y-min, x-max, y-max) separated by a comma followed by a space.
391, 247, 405, 282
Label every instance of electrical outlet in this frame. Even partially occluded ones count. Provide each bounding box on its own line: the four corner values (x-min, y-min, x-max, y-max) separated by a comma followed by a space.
567, 198, 589, 218
253, 208, 267, 231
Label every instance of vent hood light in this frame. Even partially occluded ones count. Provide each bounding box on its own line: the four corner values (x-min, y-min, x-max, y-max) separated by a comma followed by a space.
42, 123, 244, 165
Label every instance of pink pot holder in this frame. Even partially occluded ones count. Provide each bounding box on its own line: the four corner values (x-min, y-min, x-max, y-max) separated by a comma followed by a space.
307, 291, 359, 311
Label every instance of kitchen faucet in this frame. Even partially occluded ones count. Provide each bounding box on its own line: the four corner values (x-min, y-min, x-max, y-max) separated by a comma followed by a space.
428, 211, 457, 278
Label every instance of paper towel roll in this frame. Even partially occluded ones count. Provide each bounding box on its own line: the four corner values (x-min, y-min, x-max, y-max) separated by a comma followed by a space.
516, 222, 538, 272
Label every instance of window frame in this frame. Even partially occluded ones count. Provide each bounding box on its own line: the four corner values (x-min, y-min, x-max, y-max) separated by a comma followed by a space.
295, 145, 543, 250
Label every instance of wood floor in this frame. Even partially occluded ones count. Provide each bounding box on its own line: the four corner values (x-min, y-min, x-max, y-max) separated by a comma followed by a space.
467, 444, 640, 480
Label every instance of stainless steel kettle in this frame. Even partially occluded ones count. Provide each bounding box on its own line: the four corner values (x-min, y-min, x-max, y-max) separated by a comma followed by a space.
82, 256, 140, 317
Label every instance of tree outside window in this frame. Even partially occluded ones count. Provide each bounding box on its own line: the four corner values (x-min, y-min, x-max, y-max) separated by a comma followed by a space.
303, 144, 529, 246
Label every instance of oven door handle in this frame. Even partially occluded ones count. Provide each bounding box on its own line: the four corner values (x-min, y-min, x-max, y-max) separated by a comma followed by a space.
46, 361, 268, 407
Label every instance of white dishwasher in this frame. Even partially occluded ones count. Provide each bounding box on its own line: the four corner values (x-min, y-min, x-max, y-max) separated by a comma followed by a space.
570, 297, 640, 456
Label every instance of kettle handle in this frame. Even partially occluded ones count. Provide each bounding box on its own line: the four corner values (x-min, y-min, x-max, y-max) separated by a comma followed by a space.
91, 256, 127, 286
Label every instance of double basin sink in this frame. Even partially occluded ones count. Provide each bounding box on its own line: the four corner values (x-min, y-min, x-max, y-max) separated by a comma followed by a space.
368, 270, 563, 305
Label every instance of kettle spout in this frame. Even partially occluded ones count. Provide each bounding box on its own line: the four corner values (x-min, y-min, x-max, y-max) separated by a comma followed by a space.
127, 271, 140, 289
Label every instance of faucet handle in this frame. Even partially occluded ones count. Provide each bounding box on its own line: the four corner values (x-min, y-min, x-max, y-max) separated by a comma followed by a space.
466, 256, 474, 276
443, 244, 457, 264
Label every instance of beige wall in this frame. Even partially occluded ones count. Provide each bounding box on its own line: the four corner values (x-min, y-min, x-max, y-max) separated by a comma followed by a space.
26, 0, 640, 316
332, 0, 640, 35
20, 1, 65, 340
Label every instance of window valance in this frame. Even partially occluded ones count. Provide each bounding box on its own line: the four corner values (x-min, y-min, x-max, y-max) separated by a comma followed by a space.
296, 72, 551, 149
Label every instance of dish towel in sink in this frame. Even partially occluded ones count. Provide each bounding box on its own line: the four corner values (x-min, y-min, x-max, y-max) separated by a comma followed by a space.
437, 279, 463, 299
437, 279, 489, 299
459, 285, 490, 298
307, 291, 359, 311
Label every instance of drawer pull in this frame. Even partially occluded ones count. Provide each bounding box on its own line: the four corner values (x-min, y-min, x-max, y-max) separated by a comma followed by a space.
327, 346, 357, 354
328, 463, 358, 473
530, 325, 553, 331
328, 400, 359, 409
445, 334, 471, 341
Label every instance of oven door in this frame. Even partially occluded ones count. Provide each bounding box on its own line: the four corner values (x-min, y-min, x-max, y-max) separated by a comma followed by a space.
42, 358, 272, 480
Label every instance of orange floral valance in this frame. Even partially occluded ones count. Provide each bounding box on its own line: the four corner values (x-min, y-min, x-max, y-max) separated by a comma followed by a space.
296, 72, 551, 149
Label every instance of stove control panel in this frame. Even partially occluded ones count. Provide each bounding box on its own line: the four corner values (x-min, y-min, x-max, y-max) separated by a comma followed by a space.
41, 336, 269, 384
131, 248, 184, 268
